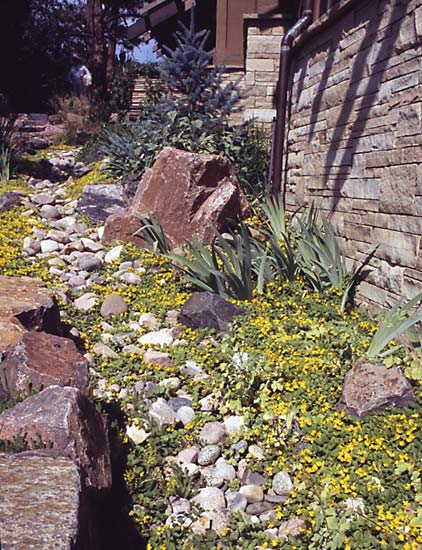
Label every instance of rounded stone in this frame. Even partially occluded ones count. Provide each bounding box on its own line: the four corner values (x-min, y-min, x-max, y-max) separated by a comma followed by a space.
100, 294, 128, 317
74, 292, 98, 311
176, 406, 195, 426
192, 487, 226, 511
40, 204, 60, 219
225, 491, 247, 512
214, 458, 236, 480
272, 471, 294, 496
198, 445, 221, 466
239, 485, 264, 503
77, 253, 103, 272
104, 245, 124, 263
40, 239, 61, 253
119, 272, 141, 284
199, 421, 227, 445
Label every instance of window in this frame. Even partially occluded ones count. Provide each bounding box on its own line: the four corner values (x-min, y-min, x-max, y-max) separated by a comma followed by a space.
312, 0, 340, 20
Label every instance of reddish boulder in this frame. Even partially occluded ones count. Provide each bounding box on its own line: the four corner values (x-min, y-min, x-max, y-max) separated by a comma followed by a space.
0, 385, 111, 489
102, 147, 249, 248
338, 357, 416, 418
0, 331, 90, 397
0, 275, 61, 334
0, 316, 26, 355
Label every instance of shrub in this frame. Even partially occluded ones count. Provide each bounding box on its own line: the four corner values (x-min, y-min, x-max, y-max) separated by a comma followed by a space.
100, 16, 269, 200
51, 95, 99, 144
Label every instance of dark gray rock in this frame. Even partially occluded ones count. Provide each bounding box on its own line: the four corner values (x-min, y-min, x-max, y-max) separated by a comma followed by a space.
178, 292, 246, 333
0, 190, 24, 211
77, 183, 130, 222
338, 357, 416, 418
168, 397, 193, 412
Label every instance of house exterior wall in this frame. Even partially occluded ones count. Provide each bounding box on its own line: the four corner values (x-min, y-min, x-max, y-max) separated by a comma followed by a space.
284, 0, 422, 308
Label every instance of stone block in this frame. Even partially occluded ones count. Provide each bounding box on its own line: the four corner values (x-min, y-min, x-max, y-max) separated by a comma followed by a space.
390, 71, 419, 94
353, 133, 395, 153
0, 454, 92, 550
247, 35, 282, 55
246, 58, 274, 72
341, 179, 381, 200
373, 227, 420, 267
380, 165, 417, 215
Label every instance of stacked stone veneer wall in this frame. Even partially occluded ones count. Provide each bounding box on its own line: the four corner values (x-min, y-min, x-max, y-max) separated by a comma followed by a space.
284, 0, 422, 307
225, 15, 290, 127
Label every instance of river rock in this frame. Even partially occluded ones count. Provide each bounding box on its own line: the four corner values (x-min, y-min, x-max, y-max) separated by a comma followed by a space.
100, 294, 128, 317
199, 421, 227, 444
338, 357, 416, 418
179, 292, 246, 332
272, 471, 294, 496
0, 331, 90, 397
102, 147, 249, 248
192, 487, 226, 511
239, 485, 264, 503
138, 329, 173, 347
77, 253, 103, 272
149, 398, 178, 429
0, 385, 111, 489
198, 445, 221, 466
74, 292, 98, 311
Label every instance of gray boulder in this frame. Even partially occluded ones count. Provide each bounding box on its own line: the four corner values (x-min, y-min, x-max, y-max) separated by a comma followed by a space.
178, 292, 246, 333
77, 183, 130, 222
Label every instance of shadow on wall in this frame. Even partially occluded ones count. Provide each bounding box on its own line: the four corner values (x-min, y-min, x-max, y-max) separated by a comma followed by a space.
291, 0, 406, 211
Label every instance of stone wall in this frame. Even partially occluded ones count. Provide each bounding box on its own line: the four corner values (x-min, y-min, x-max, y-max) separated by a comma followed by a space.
284, 0, 422, 307
226, 15, 290, 127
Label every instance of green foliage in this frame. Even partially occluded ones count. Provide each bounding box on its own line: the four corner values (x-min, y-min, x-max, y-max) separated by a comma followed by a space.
134, 214, 170, 254
98, 16, 269, 199
367, 292, 422, 359
0, 116, 16, 190
170, 223, 266, 301
108, 61, 162, 119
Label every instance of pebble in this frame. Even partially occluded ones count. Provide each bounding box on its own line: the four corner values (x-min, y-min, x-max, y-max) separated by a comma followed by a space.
199, 422, 227, 445
40, 239, 61, 253
32, 193, 55, 205
177, 406, 195, 426
214, 458, 236, 481
93, 342, 119, 358
77, 253, 103, 272
120, 272, 142, 284
138, 329, 173, 347
100, 294, 128, 317
149, 398, 178, 429
248, 444, 265, 460
198, 445, 221, 466
238, 485, 264, 503
159, 377, 181, 390
168, 397, 192, 411
68, 275, 87, 288
40, 204, 60, 219
192, 487, 226, 512
201, 467, 224, 488
143, 349, 173, 366
223, 415, 245, 435
138, 313, 160, 330
104, 244, 124, 263
225, 491, 247, 512
74, 292, 98, 311
81, 237, 103, 252
177, 447, 199, 464
272, 471, 294, 496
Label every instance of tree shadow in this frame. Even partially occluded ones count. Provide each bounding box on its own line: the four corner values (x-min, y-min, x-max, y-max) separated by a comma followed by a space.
320, 0, 406, 211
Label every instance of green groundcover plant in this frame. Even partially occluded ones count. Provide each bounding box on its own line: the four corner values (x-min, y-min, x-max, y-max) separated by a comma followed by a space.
1, 149, 421, 550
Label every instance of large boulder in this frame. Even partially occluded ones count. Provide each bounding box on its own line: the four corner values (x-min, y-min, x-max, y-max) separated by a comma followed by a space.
102, 147, 249, 248
0, 453, 101, 550
0, 385, 111, 489
178, 292, 246, 333
338, 357, 416, 418
0, 275, 61, 335
77, 183, 130, 222
0, 331, 90, 397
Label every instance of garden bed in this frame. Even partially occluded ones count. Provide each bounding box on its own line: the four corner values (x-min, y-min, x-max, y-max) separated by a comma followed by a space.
1, 163, 421, 550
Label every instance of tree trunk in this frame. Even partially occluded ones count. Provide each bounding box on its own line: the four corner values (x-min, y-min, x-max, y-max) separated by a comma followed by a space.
86, 0, 106, 115
105, 4, 119, 94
